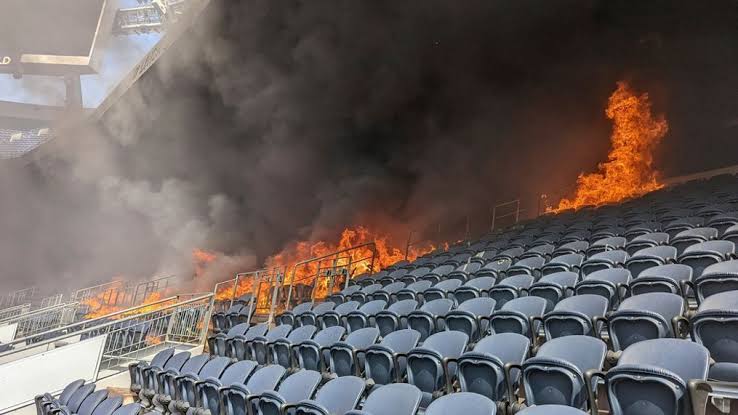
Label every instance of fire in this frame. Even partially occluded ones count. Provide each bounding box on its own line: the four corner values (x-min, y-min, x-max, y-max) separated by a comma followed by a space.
81, 290, 171, 319
551, 81, 668, 212
193, 248, 217, 278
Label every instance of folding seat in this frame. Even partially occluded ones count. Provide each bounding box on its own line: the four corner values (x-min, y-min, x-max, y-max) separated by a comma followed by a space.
671, 227, 719, 255
268, 325, 317, 368
374, 270, 398, 286
587, 338, 709, 415
509, 237, 534, 250
225, 323, 269, 360
211, 304, 245, 334
255, 369, 322, 415
488, 296, 547, 344
659, 208, 696, 224
475, 259, 512, 281
443, 297, 497, 342
624, 231, 669, 256
723, 223, 738, 245
296, 302, 336, 327
110, 404, 140, 415
474, 250, 500, 265
630, 263, 693, 296
599, 292, 685, 353
194, 360, 258, 415
528, 271, 578, 312
488, 274, 534, 309
406, 331, 469, 407
225, 302, 256, 329
581, 250, 629, 276
128, 348, 173, 394
553, 240, 590, 257
374, 299, 418, 336
139, 351, 191, 406
54, 390, 110, 415
345, 383, 422, 415
506, 256, 546, 279
240, 325, 291, 365
386, 268, 409, 283
448, 253, 473, 266
708, 212, 738, 237
327, 285, 361, 304
345, 299, 387, 332
687, 259, 738, 304
589, 227, 626, 243
419, 264, 457, 284
37, 380, 86, 415
328, 327, 380, 377
276, 302, 313, 327
49, 384, 96, 415
664, 216, 705, 239
407, 298, 454, 341
352, 272, 378, 288
520, 244, 555, 261
399, 267, 433, 285
282, 376, 366, 415
624, 222, 663, 241
167, 356, 231, 415
369, 281, 405, 303
457, 333, 530, 404
293, 326, 346, 371
586, 236, 627, 256
85, 398, 123, 415
529, 238, 558, 252
626, 245, 677, 278
446, 261, 483, 283
575, 268, 632, 309
423, 392, 497, 415
515, 335, 607, 410
207, 322, 249, 357
452, 276, 496, 304
219, 365, 286, 415
349, 283, 383, 304
152, 353, 208, 410
539, 294, 609, 340
492, 247, 525, 263
541, 253, 584, 276
683, 290, 738, 381
422, 279, 462, 302
364, 329, 421, 385
517, 405, 588, 414
318, 301, 359, 329
395, 280, 432, 302
559, 231, 592, 247
678, 240, 735, 281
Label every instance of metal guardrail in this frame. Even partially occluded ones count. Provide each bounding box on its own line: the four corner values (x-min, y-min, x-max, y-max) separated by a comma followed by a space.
0, 303, 31, 322
0, 302, 81, 339
0, 287, 38, 310
491, 199, 521, 231
71, 275, 179, 313
0, 294, 214, 376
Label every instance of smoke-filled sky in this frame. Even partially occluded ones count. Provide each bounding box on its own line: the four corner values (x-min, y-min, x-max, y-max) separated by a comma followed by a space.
0, 0, 737, 291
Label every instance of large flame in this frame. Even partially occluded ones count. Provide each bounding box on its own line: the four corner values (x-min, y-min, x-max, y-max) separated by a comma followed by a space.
551, 81, 668, 212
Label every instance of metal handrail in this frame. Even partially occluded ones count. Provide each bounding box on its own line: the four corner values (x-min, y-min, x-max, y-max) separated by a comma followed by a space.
2, 295, 179, 348
0, 293, 213, 357
0, 301, 77, 324
0, 303, 32, 322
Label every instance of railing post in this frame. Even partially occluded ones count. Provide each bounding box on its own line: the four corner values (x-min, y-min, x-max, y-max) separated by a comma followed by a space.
246, 271, 259, 324
230, 273, 241, 308
267, 271, 282, 326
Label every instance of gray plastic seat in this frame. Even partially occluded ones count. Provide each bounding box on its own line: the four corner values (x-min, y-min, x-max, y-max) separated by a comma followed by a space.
276, 302, 313, 327
73, 391, 109, 415
625, 232, 669, 256
170, 356, 231, 413
407, 298, 454, 341
489, 274, 535, 310
541, 254, 584, 276
406, 331, 469, 407
664, 216, 705, 239
345, 300, 387, 332
604, 292, 685, 351
369, 281, 405, 303
581, 250, 630, 276
327, 285, 361, 304
488, 296, 547, 342
679, 240, 736, 284
507, 256, 546, 278
90, 398, 123, 415
297, 302, 336, 327
39, 379, 86, 415
477, 259, 512, 279
55, 384, 95, 415
345, 383, 422, 415
541, 294, 609, 340
294, 326, 346, 371
493, 247, 525, 262
318, 301, 360, 329
575, 268, 632, 309
443, 297, 497, 342
220, 365, 287, 415
626, 245, 677, 278
587, 236, 627, 256
400, 267, 434, 285
212, 304, 244, 334
129, 348, 173, 393
196, 360, 258, 415
420, 264, 458, 284
225, 302, 256, 329
671, 228, 719, 255
529, 271, 578, 312
596, 338, 709, 415
227, 323, 268, 360
268, 325, 317, 368
631, 264, 693, 296
453, 276, 496, 304
249, 324, 293, 365
285, 376, 366, 415
110, 404, 141, 415
458, 333, 530, 403
520, 335, 606, 410
374, 299, 418, 337
364, 329, 421, 386
350, 284, 383, 304
520, 244, 556, 261
517, 405, 587, 414
692, 259, 738, 304
154, 354, 210, 411
688, 290, 738, 381
256, 370, 323, 415
553, 240, 590, 257
707, 212, 738, 236
208, 322, 250, 357
424, 392, 497, 415
422, 279, 463, 302
140, 351, 190, 406
328, 327, 380, 377
395, 281, 433, 302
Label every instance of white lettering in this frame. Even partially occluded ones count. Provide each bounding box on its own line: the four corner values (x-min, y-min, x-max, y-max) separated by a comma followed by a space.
0, 56, 11, 65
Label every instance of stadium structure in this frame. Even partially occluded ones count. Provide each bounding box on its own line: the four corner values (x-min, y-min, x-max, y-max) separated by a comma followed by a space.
2, 2, 738, 415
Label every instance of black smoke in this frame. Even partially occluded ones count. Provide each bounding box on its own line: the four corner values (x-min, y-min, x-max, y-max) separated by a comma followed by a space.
0, 0, 737, 291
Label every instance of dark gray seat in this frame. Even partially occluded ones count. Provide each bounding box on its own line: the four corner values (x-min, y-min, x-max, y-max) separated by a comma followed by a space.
395, 281, 433, 303
541, 254, 584, 276
575, 268, 632, 309
406, 331, 469, 407
520, 244, 556, 261
297, 302, 336, 327
625, 232, 669, 256
284, 376, 366, 415
212, 304, 245, 334
424, 392, 497, 415
630, 264, 693, 296
49, 384, 95, 415
140, 351, 190, 406
680, 242, 736, 294
129, 348, 173, 393
276, 302, 313, 327
350, 283, 383, 304
153, 354, 210, 411
293, 326, 346, 372
194, 360, 257, 415
507, 257, 546, 279
422, 279, 462, 302
208, 323, 249, 357
364, 329, 421, 386
476, 259, 512, 280
691, 259, 738, 304
227, 323, 268, 360
407, 298, 454, 341
38, 379, 86, 415
344, 383, 422, 415
256, 370, 322, 415
688, 290, 738, 382
63, 390, 109, 415
327, 285, 361, 304
268, 325, 317, 368
453, 276, 496, 305
529, 272, 578, 312
671, 228, 719, 255
374, 299, 418, 337
369, 281, 405, 304
220, 365, 287, 415
249, 324, 293, 365
345, 300, 387, 332
587, 236, 627, 256
328, 327, 380, 377
169, 356, 231, 414
553, 240, 590, 257
457, 333, 530, 403
318, 301, 360, 329
110, 404, 141, 415
541, 294, 609, 341
443, 297, 497, 342
581, 250, 630, 276
420, 264, 457, 284
664, 217, 705, 239
626, 245, 677, 278
488, 296, 547, 343
517, 405, 587, 414
604, 292, 685, 352
489, 274, 535, 310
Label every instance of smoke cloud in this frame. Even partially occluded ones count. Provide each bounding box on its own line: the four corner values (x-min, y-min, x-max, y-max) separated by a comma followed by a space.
0, 0, 737, 292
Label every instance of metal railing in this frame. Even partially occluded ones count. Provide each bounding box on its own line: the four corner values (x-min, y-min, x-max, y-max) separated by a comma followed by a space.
1, 302, 81, 339
71, 275, 179, 313
0, 287, 38, 310
0, 303, 31, 322
490, 199, 521, 231
0, 293, 214, 376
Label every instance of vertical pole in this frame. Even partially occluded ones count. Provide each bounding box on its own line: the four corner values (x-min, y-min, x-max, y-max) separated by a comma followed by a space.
229, 273, 241, 308
465, 214, 471, 243
246, 272, 258, 324
267, 271, 282, 326
491, 205, 497, 232
405, 231, 414, 261
285, 267, 297, 309
344, 254, 354, 290
515, 199, 521, 223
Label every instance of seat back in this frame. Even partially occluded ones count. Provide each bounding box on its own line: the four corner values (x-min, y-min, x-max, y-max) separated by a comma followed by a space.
346, 300, 387, 332
90, 398, 122, 415
489, 274, 534, 309
609, 292, 684, 351
544, 294, 609, 339
454, 276, 496, 304
489, 296, 547, 338
66, 384, 96, 413
424, 392, 497, 415
444, 297, 496, 340
246, 365, 286, 394
309, 376, 366, 414
329, 327, 380, 376
376, 299, 418, 336
364, 329, 421, 385
458, 333, 530, 401
355, 384, 422, 415
408, 298, 454, 341
407, 331, 469, 403
77, 390, 108, 415
691, 290, 738, 367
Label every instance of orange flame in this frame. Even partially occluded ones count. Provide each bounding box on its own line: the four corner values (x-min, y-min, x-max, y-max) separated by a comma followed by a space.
193, 248, 217, 278
82, 290, 171, 319
551, 81, 668, 212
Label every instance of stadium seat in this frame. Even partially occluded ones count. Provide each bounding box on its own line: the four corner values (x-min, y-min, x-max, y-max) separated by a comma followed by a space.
220, 365, 286, 415
276, 302, 313, 327
207, 322, 248, 357
328, 327, 380, 377
624, 232, 669, 256
282, 376, 366, 415
318, 301, 359, 329
528, 271, 578, 311
679, 240, 735, 282
247, 324, 292, 364
540, 294, 609, 340
575, 268, 632, 309
345, 299, 387, 332
489, 274, 535, 310
685, 290, 738, 381
369, 281, 405, 303
293, 326, 346, 371
374, 299, 418, 336
140, 351, 190, 406
297, 302, 336, 327
364, 329, 421, 385
128, 348, 173, 394
452, 276, 496, 304
406, 331, 469, 407
407, 298, 454, 341
488, 296, 547, 343
168, 356, 231, 414
268, 325, 317, 368
424, 392, 497, 415
630, 263, 693, 296
540, 253, 584, 276
194, 360, 257, 415
344, 383, 422, 415
443, 297, 497, 342
581, 250, 629, 276
255, 370, 322, 415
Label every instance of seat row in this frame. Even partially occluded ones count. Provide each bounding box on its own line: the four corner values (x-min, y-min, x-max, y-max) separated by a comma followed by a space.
36, 380, 141, 415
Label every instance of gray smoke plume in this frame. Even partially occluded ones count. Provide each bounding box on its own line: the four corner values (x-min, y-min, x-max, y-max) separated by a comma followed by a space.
0, 0, 737, 292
